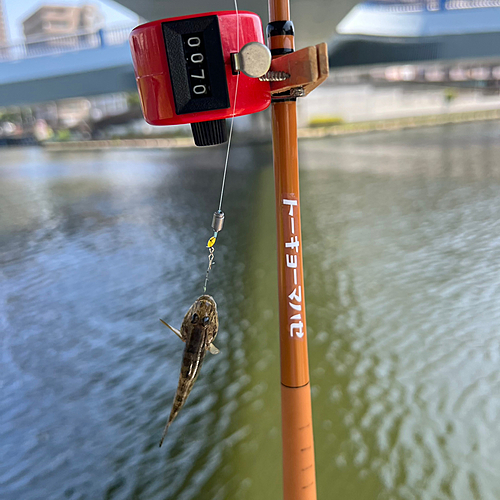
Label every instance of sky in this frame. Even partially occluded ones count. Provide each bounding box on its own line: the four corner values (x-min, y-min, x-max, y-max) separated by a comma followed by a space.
3, 0, 139, 42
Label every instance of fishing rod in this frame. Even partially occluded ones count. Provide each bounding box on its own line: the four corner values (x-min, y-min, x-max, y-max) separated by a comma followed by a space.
266, 1, 326, 498
130, 3, 328, 498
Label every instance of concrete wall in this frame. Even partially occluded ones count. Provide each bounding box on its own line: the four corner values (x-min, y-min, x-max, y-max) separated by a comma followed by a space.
298, 81, 500, 126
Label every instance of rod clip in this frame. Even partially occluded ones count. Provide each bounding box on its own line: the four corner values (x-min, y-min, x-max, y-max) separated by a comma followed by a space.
266, 43, 329, 99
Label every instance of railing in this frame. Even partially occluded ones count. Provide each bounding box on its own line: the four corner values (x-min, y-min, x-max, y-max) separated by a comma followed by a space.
446, 0, 500, 9
0, 24, 135, 62
365, 0, 500, 10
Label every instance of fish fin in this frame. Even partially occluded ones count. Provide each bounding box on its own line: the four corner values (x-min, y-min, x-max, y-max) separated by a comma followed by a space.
159, 319, 184, 341
208, 343, 220, 355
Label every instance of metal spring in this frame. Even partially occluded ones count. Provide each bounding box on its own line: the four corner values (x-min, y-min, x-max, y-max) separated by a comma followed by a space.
259, 71, 290, 82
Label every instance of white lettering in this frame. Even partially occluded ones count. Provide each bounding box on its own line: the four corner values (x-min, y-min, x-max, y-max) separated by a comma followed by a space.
290, 321, 304, 338
283, 198, 297, 216
285, 236, 299, 252
289, 286, 302, 302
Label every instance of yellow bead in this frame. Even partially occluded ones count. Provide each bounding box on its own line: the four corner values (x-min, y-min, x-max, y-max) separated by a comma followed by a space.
207, 236, 216, 248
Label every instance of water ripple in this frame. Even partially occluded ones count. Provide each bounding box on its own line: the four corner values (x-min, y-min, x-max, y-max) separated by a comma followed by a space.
3, 127, 500, 498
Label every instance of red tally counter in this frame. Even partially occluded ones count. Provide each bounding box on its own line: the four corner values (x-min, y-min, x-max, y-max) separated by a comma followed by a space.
129, 11, 271, 146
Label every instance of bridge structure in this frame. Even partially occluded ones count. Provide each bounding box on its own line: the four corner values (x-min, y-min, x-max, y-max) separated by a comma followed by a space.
328, 0, 500, 87
0, 0, 360, 109
2, 0, 500, 110
0, 26, 136, 108
112, 0, 359, 49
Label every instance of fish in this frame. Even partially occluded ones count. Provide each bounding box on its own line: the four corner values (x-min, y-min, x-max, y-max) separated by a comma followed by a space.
158, 294, 219, 447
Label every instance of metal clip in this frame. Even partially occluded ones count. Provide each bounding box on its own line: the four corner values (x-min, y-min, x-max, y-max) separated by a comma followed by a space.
265, 43, 329, 98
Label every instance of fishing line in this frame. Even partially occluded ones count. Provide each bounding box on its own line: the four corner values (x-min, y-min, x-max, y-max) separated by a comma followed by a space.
218, 0, 240, 212
203, 0, 240, 293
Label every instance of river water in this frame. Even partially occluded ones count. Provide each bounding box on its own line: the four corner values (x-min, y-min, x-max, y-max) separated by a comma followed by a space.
1, 122, 500, 500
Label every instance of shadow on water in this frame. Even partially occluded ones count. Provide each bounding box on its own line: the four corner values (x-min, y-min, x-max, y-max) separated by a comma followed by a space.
2, 121, 500, 500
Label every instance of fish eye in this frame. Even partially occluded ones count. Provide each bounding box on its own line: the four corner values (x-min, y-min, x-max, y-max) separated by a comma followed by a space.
203, 316, 210, 325
191, 313, 199, 324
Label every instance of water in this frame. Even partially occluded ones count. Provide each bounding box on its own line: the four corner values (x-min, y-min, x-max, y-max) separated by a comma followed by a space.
1, 122, 500, 500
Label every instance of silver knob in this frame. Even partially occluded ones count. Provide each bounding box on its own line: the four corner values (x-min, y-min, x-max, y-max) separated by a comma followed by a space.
231, 42, 272, 79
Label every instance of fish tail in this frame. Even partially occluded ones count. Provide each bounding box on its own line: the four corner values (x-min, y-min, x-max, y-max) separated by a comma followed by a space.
158, 381, 190, 447
159, 422, 171, 447
158, 330, 208, 447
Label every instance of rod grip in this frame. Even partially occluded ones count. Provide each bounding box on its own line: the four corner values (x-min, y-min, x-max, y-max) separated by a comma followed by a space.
281, 384, 317, 500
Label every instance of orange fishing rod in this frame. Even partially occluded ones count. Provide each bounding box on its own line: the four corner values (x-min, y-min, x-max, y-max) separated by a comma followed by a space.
267, 0, 317, 498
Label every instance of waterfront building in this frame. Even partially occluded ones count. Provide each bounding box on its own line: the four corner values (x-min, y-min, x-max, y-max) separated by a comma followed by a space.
23, 4, 103, 41
0, 0, 8, 47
